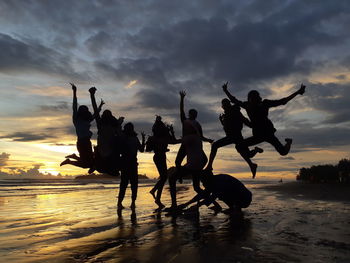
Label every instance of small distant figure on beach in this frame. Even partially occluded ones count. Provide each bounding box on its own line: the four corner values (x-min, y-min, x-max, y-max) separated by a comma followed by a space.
223, 82, 306, 158
205, 97, 263, 178
147, 116, 181, 210
180, 171, 252, 214
117, 122, 145, 210
167, 91, 213, 212
89, 87, 124, 176
60, 83, 102, 169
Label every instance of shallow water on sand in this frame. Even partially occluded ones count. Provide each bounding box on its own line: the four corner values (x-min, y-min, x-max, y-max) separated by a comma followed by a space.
0, 179, 349, 262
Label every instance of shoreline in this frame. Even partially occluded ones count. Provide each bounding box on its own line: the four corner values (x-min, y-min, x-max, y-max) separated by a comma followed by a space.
260, 181, 350, 202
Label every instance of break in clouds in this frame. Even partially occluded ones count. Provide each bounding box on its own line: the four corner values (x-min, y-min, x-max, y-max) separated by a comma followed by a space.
0, 0, 350, 152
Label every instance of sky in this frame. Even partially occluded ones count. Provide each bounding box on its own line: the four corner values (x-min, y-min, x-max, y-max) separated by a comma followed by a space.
0, 0, 350, 179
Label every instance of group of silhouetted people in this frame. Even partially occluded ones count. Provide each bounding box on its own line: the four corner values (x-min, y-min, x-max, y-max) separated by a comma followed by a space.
61, 82, 306, 214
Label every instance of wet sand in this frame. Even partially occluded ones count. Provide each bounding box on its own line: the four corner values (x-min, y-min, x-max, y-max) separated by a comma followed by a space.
1, 181, 349, 262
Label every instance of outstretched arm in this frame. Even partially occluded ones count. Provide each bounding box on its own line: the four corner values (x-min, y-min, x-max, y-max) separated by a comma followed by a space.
198, 125, 213, 143
222, 82, 245, 108
168, 125, 181, 144
275, 83, 306, 106
70, 83, 78, 118
179, 91, 186, 123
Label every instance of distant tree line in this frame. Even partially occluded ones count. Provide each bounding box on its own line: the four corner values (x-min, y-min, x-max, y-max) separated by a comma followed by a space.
297, 158, 350, 183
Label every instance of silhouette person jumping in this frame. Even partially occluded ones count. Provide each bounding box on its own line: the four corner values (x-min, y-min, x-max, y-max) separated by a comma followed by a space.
167, 91, 213, 212
89, 87, 124, 176
60, 83, 102, 169
148, 116, 181, 210
205, 98, 263, 178
223, 82, 306, 157
117, 122, 145, 210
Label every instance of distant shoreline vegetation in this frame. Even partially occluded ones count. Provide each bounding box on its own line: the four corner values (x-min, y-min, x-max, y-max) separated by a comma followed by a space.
297, 158, 350, 183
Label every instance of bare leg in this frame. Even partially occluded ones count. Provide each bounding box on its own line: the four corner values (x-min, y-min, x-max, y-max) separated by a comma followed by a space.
117, 171, 129, 209
60, 158, 89, 169
206, 136, 235, 171
266, 135, 292, 156
65, 153, 79, 160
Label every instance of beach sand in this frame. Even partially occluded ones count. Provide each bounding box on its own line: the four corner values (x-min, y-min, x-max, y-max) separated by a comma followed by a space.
1, 180, 349, 262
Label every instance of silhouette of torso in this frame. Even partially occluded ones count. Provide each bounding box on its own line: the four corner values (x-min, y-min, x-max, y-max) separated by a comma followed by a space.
121, 135, 141, 162
182, 119, 201, 137
243, 100, 278, 136
73, 118, 92, 139
222, 105, 245, 136
152, 121, 169, 153
207, 174, 252, 207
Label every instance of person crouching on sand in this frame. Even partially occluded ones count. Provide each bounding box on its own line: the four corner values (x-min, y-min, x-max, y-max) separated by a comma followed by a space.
179, 171, 252, 214
117, 122, 145, 210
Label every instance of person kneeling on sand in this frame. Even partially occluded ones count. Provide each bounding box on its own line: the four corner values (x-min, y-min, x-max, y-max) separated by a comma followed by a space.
179, 171, 252, 214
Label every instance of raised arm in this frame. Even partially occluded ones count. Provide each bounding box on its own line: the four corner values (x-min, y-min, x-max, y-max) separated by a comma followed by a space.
276, 83, 306, 106
179, 91, 186, 123
222, 82, 245, 107
89, 87, 101, 121
70, 83, 78, 117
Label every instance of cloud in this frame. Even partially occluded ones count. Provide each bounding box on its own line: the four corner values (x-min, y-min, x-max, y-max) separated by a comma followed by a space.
0, 163, 66, 178
0, 132, 56, 142
39, 101, 69, 111
0, 152, 10, 167
304, 82, 350, 124
0, 33, 83, 78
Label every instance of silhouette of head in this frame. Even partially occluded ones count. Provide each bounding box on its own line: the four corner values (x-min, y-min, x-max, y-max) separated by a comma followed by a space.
200, 170, 214, 189
221, 98, 231, 111
124, 122, 137, 136
77, 105, 92, 121
101, 109, 115, 124
188, 109, 197, 120
248, 90, 262, 104
155, 115, 162, 122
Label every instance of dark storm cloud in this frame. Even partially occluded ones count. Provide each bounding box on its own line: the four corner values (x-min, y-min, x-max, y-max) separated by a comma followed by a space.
305, 82, 350, 124
0, 132, 56, 142
1, 0, 350, 153
0, 33, 83, 79
92, 0, 350, 117
279, 125, 350, 149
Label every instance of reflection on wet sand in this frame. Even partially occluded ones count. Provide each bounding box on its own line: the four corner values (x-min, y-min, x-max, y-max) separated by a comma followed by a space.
1, 182, 349, 262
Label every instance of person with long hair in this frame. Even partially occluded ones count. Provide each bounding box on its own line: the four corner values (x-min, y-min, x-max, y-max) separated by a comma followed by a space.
148, 116, 180, 209
60, 83, 102, 169
89, 87, 124, 175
